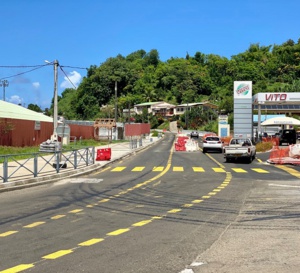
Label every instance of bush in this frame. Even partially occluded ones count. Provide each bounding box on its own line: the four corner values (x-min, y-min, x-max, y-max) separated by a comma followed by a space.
255, 141, 273, 152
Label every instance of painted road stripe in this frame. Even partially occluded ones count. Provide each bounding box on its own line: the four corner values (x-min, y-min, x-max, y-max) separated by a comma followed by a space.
212, 168, 226, 173
23, 222, 45, 228
0, 264, 35, 272
173, 166, 184, 171
182, 204, 194, 207
192, 199, 203, 203
111, 167, 126, 172
208, 192, 216, 195
99, 198, 110, 203
0, 230, 18, 237
69, 209, 83, 214
232, 168, 247, 173
43, 250, 73, 259
132, 220, 152, 227
153, 166, 164, 171
251, 168, 269, 173
193, 167, 205, 172
51, 215, 65, 220
202, 195, 211, 199
168, 209, 182, 213
107, 228, 130, 236
78, 238, 104, 246
213, 189, 221, 192
132, 166, 145, 171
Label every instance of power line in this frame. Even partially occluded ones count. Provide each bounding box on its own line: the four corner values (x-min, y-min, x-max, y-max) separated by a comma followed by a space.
59, 66, 77, 89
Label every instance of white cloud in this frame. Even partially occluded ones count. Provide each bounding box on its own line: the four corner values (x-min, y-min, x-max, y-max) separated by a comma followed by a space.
60, 71, 82, 89
9, 95, 23, 105
32, 82, 40, 89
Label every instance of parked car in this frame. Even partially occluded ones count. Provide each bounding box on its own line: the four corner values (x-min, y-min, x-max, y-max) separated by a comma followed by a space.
190, 131, 199, 139
202, 136, 223, 153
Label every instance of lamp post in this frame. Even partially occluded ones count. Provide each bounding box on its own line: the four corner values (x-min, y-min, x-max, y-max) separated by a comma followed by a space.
0, 80, 9, 101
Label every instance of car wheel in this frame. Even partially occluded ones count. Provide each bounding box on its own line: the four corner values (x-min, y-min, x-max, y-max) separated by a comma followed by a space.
203, 148, 206, 153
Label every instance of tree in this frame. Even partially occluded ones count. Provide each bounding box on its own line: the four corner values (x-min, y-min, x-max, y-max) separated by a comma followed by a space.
27, 104, 42, 113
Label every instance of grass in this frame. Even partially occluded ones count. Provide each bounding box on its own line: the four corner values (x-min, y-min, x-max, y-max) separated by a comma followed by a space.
255, 141, 274, 152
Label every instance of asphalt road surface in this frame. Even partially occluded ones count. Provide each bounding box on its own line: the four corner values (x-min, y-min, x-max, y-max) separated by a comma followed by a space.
0, 133, 299, 273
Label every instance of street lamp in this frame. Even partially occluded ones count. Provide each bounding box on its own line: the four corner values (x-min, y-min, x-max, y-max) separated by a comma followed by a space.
45, 60, 59, 141
0, 80, 9, 101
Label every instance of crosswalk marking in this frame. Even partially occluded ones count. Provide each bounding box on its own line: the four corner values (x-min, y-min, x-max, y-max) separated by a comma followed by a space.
110, 166, 271, 174
173, 166, 184, 171
132, 166, 145, 171
193, 167, 205, 172
232, 168, 248, 173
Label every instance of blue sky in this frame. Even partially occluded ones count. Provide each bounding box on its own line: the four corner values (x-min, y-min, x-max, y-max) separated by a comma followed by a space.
0, 0, 299, 110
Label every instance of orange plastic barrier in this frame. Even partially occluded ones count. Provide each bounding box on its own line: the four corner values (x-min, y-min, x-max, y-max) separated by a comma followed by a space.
268, 146, 290, 164
96, 148, 111, 161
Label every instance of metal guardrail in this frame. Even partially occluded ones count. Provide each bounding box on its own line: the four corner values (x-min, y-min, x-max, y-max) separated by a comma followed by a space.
0, 147, 95, 183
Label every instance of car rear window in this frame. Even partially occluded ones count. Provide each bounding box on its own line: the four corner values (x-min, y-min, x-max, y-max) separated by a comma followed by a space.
206, 137, 220, 141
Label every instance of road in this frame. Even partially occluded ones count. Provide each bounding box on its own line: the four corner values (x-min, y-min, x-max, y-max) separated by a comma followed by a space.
0, 133, 299, 273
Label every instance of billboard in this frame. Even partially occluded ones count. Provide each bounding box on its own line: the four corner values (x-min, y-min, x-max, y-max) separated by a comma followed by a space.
234, 81, 252, 99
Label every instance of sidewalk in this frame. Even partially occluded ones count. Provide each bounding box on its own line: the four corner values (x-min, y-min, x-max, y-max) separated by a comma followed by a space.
0, 137, 161, 193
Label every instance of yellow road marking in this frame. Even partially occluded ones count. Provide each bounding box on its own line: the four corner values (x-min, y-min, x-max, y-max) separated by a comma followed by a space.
23, 222, 45, 228
168, 209, 182, 213
193, 167, 205, 172
51, 215, 65, 220
132, 220, 152, 227
0, 264, 34, 272
213, 168, 226, 173
78, 238, 104, 246
0, 230, 18, 237
69, 209, 83, 214
213, 189, 221, 192
99, 198, 110, 203
182, 204, 194, 207
192, 199, 203, 203
173, 166, 184, 171
107, 228, 130, 236
153, 166, 164, 171
132, 166, 145, 171
251, 168, 269, 173
202, 195, 211, 199
152, 216, 163, 219
111, 166, 126, 172
43, 250, 73, 259
232, 168, 247, 173
208, 192, 217, 195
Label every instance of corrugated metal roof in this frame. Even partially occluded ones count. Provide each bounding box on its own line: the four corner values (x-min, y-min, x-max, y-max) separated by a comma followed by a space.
0, 101, 53, 122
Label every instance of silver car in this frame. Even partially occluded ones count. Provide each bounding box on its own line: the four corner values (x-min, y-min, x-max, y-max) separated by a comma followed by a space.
202, 136, 223, 153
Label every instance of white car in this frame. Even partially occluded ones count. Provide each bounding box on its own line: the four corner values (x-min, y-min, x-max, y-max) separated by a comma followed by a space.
202, 136, 223, 153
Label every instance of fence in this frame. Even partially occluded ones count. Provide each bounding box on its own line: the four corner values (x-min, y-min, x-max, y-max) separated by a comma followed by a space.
0, 147, 95, 183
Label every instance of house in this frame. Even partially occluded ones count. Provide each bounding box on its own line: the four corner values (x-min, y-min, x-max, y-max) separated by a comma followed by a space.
174, 102, 218, 115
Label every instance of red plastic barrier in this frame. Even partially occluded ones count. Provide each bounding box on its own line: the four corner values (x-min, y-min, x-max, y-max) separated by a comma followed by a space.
96, 148, 111, 161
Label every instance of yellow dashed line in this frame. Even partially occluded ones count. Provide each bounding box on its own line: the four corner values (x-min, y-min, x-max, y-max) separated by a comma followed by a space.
23, 222, 45, 228
111, 167, 126, 172
0, 264, 35, 272
232, 168, 248, 173
132, 220, 152, 227
208, 192, 217, 195
107, 228, 130, 236
213, 189, 221, 192
251, 168, 269, 173
69, 209, 83, 214
78, 238, 104, 246
99, 198, 110, 203
202, 195, 211, 199
0, 230, 18, 237
43, 250, 73, 259
192, 199, 203, 203
51, 215, 65, 220
182, 204, 194, 207
168, 209, 182, 213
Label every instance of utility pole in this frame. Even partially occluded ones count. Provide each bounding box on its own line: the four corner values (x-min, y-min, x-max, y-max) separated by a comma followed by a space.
0, 80, 9, 101
115, 81, 118, 123
52, 60, 59, 141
